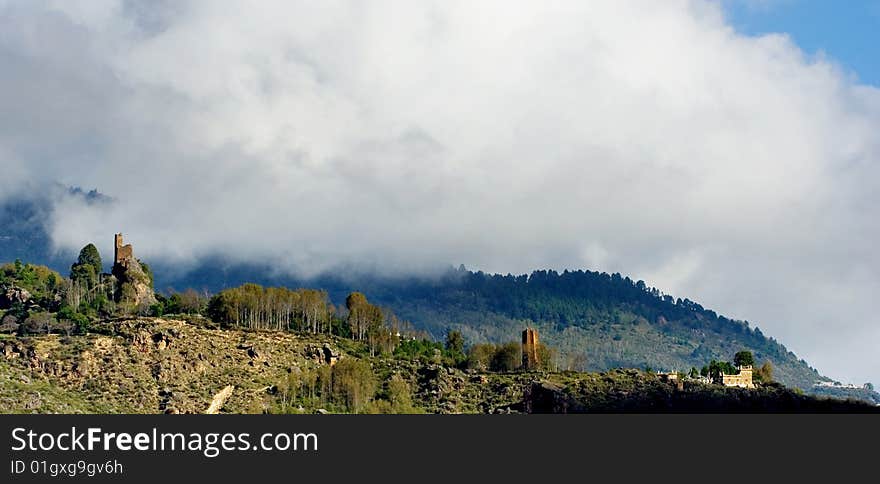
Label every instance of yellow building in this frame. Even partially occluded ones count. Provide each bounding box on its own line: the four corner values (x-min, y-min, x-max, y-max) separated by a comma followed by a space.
721, 365, 755, 389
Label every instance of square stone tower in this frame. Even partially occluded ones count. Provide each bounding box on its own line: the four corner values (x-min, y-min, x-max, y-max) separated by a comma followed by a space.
522, 328, 540, 370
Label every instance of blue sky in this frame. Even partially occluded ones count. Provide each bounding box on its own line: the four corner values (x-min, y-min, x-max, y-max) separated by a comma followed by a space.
723, 0, 880, 86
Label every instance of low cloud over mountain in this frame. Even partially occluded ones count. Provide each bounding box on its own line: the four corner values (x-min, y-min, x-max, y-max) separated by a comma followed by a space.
1, 1, 878, 385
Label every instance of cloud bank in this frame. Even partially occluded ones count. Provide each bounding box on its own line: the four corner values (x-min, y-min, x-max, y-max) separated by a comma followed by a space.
1, 1, 879, 384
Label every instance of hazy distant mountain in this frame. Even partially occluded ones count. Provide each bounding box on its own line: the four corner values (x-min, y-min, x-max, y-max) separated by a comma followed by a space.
0, 186, 109, 272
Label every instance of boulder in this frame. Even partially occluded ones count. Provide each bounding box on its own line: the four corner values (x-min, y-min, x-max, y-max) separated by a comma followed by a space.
1, 284, 31, 308
322, 344, 341, 365
204, 385, 234, 414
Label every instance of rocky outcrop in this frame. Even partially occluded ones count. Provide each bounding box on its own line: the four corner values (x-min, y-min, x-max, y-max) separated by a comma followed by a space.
523, 380, 586, 413
304, 343, 342, 365
0, 284, 31, 309
205, 385, 234, 414
111, 236, 156, 310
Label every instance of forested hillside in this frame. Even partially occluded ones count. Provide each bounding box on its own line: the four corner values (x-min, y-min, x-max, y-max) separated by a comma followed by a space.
150, 261, 830, 389
297, 267, 826, 389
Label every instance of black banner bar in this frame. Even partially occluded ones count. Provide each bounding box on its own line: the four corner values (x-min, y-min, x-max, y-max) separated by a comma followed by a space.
2, 414, 878, 482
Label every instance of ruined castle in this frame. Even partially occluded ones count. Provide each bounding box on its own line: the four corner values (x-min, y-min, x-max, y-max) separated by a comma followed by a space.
111, 233, 156, 308
114, 233, 133, 265
522, 328, 540, 370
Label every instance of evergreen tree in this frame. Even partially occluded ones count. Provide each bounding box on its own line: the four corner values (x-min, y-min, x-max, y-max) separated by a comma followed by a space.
734, 350, 755, 367
69, 244, 103, 304
445, 330, 465, 363
76, 244, 102, 275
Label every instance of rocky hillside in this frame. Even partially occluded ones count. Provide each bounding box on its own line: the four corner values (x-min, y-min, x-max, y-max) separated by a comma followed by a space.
0, 318, 875, 414
0, 318, 343, 413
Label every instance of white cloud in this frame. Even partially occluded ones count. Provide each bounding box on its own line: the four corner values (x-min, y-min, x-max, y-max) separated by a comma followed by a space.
1, 0, 878, 385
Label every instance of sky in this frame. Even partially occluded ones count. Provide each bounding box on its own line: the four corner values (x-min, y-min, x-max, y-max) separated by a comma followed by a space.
0, 0, 878, 386
724, 0, 880, 85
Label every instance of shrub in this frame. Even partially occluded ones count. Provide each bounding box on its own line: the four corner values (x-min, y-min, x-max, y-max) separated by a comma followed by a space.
491, 342, 521, 372
20, 311, 55, 335
467, 343, 496, 370
57, 306, 91, 334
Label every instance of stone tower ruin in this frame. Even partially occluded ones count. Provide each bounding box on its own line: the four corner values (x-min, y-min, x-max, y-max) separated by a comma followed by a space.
111, 233, 156, 309
114, 233, 133, 265
522, 328, 540, 370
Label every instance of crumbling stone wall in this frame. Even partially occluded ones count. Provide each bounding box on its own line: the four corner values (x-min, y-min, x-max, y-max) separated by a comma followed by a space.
114, 233, 133, 265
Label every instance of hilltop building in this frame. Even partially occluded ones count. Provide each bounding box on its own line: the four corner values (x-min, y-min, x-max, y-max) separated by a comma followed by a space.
720, 365, 755, 389
656, 371, 678, 382
813, 380, 868, 390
